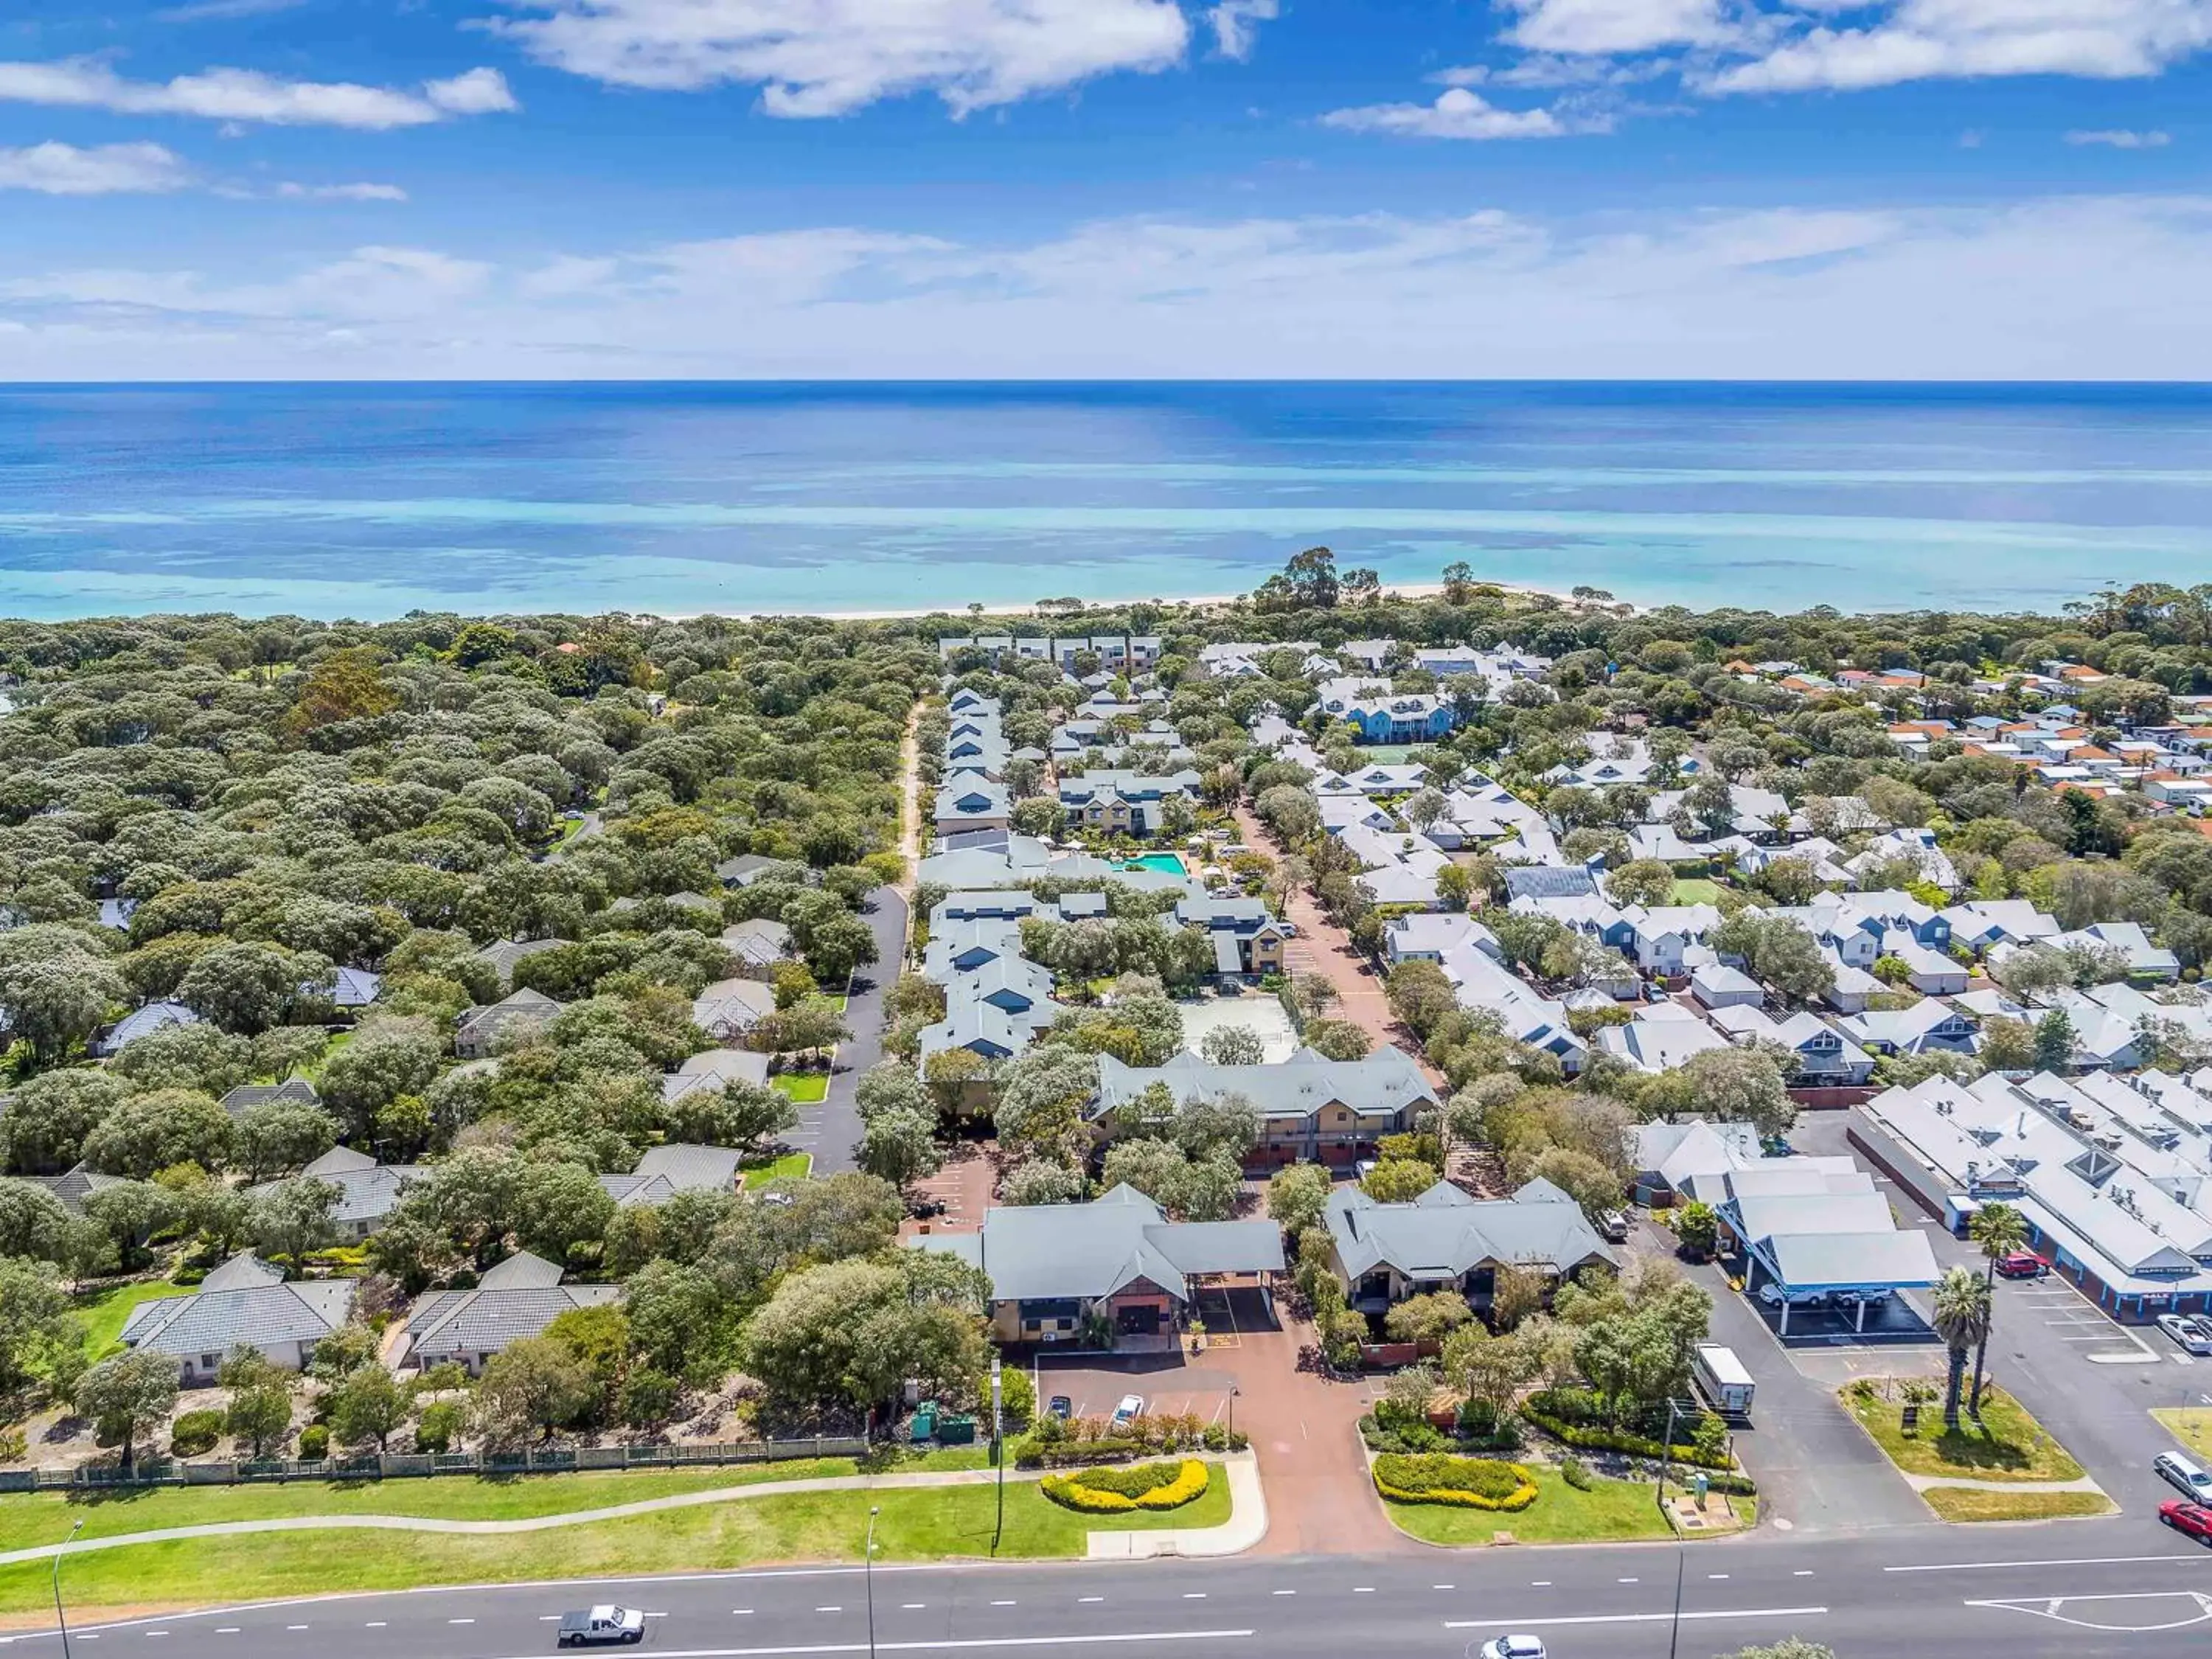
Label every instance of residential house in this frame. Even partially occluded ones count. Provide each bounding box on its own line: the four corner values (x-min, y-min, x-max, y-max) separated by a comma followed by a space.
720, 918, 794, 974
1055, 771, 1199, 837
1689, 964, 1764, 1010
600, 1143, 745, 1207
1092, 1044, 1438, 1166
1325, 1178, 1618, 1315
934, 776, 1013, 835
692, 977, 778, 1043
90, 1001, 204, 1058
453, 988, 561, 1060
1840, 998, 1978, 1056
405, 1251, 622, 1374
218, 1078, 321, 1119
470, 937, 564, 992
248, 1146, 420, 1241
119, 1252, 355, 1384
910, 1185, 1284, 1343
1385, 913, 1500, 966
1594, 1006, 1733, 1073
1705, 1006, 1876, 1085
662, 1047, 773, 1107
1174, 895, 1290, 978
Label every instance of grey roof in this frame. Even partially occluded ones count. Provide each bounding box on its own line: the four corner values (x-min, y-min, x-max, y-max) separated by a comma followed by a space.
1502, 866, 1599, 901
721, 918, 794, 968
1326, 1178, 1619, 1282
220, 1078, 321, 1117
692, 976, 776, 1036
406, 1251, 619, 1361
470, 937, 565, 989
93, 1001, 204, 1057
599, 1143, 743, 1208
909, 1185, 1281, 1305
27, 1163, 128, 1212
456, 987, 562, 1049
246, 1145, 421, 1228
119, 1252, 355, 1359
664, 1047, 772, 1105
1093, 1045, 1437, 1127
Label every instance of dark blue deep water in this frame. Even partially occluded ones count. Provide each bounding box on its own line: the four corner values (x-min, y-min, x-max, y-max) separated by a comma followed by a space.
2, 381, 2210, 620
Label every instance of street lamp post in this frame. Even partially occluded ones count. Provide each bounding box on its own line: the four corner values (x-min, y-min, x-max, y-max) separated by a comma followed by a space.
1656, 1397, 1686, 1659
864, 1506, 880, 1659
53, 1518, 85, 1659
990, 1355, 1005, 1554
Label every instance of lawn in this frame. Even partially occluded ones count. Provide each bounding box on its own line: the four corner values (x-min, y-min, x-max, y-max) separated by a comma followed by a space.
1670, 878, 1725, 904
1920, 1486, 2115, 1523
773, 1073, 830, 1104
742, 1152, 813, 1187
72, 1279, 192, 1360
1381, 1467, 1736, 1548
2153, 1407, 2212, 1461
1843, 1385, 2084, 1484
0, 1464, 1226, 1616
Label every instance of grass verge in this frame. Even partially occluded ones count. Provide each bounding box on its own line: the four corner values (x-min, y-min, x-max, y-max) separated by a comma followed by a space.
1843, 1384, 2084, 1483
1381, 1467, 1747, 1547
0, 1465, 1225, 1617
742, 1152, 814, 1186
2153, 1407, 2212, 1462
72, 1279, 192, 1361
1920, 1486, 2115, 1523
772, 1074, 830, 1105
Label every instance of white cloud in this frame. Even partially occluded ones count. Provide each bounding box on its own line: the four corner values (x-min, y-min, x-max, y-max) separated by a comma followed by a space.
0, 59, 518, 128
1501, 0, 1736, 55
1703, 0, 2212, 93
275, 181, 411, 201
1320, 86, 1587, 139
10, 196, 2212, 380
155, 0, 307, 20
1209, 0, 1278, 59
492, 0, 1194, 113
0, 140, 191, 195
2067, 128, 2172, 147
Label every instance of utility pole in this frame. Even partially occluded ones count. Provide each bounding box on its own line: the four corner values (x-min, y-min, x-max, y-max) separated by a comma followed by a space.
53, 1518, 85, 1659
1658, 1397, 1686, 1659
991, 1355, 1006, 1553
865, 1506, 880, 1659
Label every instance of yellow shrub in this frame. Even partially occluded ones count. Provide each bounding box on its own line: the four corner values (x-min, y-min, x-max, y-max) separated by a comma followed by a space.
1374, 1464, 1540, 1512
1041, 1458, 1211, 1514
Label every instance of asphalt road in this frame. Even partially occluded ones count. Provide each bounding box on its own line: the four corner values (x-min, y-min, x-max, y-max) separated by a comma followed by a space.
17, 1526, 2212, 1659
810, 884, 909, 1178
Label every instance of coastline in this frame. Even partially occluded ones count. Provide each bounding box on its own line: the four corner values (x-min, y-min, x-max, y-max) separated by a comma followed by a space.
734, 580, 1607, 625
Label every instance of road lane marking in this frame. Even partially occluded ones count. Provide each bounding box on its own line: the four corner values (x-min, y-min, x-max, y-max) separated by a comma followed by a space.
1271, 1590, 1295, 1596
466, 1630, 1259, 1658
903, 1604, 928, 1610
1444, 1607, 1827, 1631
992, 1601, 1018, 1607
1887, 1555, 2204, 1573
1078, 1599, 1104, 1605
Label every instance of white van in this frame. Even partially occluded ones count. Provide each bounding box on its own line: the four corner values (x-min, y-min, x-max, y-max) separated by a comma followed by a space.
2155, 1451, 2212, 1503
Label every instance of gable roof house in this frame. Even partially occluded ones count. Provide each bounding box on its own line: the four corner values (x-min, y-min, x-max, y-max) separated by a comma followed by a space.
1325, 1178, 1618, 1315
692, 976, 778, 1041
119, 1252, 356, 1384
599, 1142, 745, 1208
1093, 1044, 1439, 1165
454, 988, 562, 1060
720, 917, 795, 973
218, 1077, 322, 1119
470, 937, 565, 992
404, 1251, 621, 1374
908, 1185, 1284, 1346
1055, 771, 1200, 837
1173, 895, 1290, 978
661, 1047, 773, 1107
934, 777, 1013, 835
247, 1145, 422, 1241
90, 1000, 204, 1058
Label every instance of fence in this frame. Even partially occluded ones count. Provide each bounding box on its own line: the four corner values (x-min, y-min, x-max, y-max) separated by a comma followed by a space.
0, 1436, 871, 1494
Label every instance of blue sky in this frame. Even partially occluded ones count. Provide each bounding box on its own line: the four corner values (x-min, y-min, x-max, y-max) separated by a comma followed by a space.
1, 0, 2208, 378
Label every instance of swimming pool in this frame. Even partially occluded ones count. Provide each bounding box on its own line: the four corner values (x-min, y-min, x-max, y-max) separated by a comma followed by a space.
1123, 853, 1187, 874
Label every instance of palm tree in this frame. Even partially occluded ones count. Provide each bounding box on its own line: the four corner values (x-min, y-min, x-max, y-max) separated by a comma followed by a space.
1931, 1267, 1992, 1432
1967, 1203, 2028, 1416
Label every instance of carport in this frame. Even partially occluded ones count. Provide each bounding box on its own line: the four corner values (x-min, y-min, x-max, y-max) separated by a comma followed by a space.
1745, 1231, 1943, 1333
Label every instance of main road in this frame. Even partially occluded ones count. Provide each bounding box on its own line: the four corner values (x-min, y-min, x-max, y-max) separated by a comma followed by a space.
13, 1525, 2212, 1659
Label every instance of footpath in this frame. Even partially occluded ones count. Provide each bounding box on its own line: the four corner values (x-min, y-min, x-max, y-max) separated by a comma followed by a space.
0, 1455, 1266, 1568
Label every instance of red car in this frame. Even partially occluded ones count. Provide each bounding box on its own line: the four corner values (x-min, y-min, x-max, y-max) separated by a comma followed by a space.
1994, 1251, 2048, 1280
2161, 1500, 2212, 1543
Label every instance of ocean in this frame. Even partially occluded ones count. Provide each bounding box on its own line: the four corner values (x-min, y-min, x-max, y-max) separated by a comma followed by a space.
2, 382, 2210, 622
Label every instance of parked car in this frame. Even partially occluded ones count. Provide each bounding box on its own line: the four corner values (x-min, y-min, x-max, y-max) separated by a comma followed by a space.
1993, 1251, 2048, 1280
2158, 1313, 2212, 1355
557, 1607, 645, 1647
2161, 1500, 2212, 1543
1048, 1395, 1074, 1421
1478, 1637, 1547, 1659
1111, 1394, 1146, 1428
1598, 1209, 1630, 1243
2156, 1451, 2212, 1504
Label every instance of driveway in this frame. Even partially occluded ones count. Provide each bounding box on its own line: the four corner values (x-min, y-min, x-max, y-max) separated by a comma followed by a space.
1230, 804, 1442, 1088
810, 883, 908, 1176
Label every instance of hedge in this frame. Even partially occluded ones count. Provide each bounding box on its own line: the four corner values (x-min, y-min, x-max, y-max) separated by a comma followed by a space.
1371, 1453, 1539, 1512
1041, 1459, 1211, 1514
1521, 1405, 1735, 1471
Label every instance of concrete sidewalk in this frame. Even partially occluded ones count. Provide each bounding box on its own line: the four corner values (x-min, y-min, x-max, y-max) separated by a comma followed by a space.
1085, 1454, 1267, 1559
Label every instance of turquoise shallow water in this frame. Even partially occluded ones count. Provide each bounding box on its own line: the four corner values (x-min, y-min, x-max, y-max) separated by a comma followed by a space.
1, 381, 2209, 620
